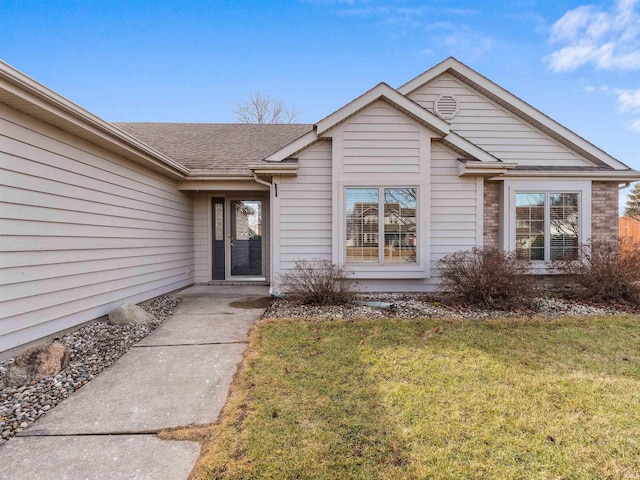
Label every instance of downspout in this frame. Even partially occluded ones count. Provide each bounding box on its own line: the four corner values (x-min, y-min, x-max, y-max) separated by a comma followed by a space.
619, 182, 631, 190
253, 173, 276, 295
253, 172, 272, 189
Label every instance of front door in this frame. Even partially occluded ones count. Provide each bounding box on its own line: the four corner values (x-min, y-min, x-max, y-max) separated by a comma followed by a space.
212, 198, 264, 280
230, 199, 263, 277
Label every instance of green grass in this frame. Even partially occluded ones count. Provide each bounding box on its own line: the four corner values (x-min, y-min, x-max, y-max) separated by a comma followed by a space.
192, 315, 640, 479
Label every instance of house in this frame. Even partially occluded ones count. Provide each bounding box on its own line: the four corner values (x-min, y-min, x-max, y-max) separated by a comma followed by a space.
1, 57, 639, 357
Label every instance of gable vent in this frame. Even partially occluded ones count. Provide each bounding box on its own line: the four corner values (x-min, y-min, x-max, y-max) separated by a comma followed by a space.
435, 94, 459, 119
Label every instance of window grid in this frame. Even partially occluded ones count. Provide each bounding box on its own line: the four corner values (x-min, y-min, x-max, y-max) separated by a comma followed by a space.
516, 193, 545, 261
515, 192, 579, 262
549, 193, 579, 260
346, 187, 417, 265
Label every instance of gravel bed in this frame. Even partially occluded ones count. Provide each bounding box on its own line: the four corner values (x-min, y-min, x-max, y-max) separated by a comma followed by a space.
264, 294, 635, 321
0, 295, 180, 446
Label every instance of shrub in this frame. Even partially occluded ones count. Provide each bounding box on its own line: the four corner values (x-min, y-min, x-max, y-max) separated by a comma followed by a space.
552, 238, 640, 303
437, 247, 534, 308
278, 258, 358, 305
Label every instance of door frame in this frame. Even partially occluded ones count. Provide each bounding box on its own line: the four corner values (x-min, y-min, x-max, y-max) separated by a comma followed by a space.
210, 194, 267, 281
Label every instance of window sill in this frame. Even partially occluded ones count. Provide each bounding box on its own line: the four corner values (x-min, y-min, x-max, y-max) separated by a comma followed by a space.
528, 261, 562, 274
346, 264, 429, 279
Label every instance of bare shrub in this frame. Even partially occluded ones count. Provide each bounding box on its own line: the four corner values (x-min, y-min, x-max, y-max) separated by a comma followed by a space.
552, 238, 640, 303
437, 247, 534, 308
279, 259, 358, 305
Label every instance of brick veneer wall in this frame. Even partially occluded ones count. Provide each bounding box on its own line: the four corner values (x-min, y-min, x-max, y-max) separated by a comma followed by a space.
591, 182, 619, 241
483, 180, 500, 248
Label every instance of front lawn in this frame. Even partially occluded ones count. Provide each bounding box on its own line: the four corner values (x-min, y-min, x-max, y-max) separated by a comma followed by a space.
184, 315, 640, 479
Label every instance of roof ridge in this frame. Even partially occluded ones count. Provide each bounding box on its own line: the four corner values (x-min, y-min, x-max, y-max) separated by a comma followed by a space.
113, 121, 314, 126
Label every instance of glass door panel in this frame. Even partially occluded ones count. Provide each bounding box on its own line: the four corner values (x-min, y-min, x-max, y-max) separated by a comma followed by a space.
230, 200, 263, 276
211, 198, 225, 280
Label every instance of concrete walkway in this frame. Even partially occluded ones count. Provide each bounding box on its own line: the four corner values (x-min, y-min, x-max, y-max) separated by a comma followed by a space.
0, 285, 269, 479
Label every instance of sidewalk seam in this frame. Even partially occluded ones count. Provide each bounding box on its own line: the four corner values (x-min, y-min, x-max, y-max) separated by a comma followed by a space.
133, 341, 248, 348
17, 431, 162, 437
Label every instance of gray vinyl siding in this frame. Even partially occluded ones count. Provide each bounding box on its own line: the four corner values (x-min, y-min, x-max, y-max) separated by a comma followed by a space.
342, 102, 421, 174
278, 141, 333, 270
430, 143, 479, 271
409, 73, 593, 167
192, 193, 209, 283
0, 104, 194, 354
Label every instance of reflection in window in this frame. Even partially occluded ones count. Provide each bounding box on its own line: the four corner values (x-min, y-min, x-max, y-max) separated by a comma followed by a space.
384, 188, 417, 264
233, 201, 262, 240
346, 187, 417, 264
516, 193, 545, 260
515, 192, 579, 261
346, 189, 379, 263
549, 193, 579, 260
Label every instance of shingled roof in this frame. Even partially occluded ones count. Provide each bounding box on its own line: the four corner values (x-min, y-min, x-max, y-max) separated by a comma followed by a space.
113, 122, 313, 174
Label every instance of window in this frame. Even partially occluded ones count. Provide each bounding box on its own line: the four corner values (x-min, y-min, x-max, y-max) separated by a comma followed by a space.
516, 192, 579, 261
346, 187, 417, 264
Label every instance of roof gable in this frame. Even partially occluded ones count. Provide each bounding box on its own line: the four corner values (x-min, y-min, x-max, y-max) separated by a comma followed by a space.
268, 82, 496, 163
315, 82, 449, 137
398, 57, 630, 171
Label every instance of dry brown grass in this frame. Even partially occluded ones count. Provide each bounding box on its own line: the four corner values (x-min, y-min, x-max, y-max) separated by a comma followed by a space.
182, 315, 640, 479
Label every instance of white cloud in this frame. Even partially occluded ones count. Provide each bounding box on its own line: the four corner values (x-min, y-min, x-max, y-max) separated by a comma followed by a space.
314, 1, 491, 59
617, 88, 640, 112
546, 0, 640, 71
333, 3, 478, 20
434, 25, 494, 59
585, 85, 640, 132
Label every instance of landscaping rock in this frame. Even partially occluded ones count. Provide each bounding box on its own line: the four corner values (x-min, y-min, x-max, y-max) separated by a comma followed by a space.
0, 295, 180, 444
108, 303, 155, 325
264, 293, 634, 321
2, 343, 70, 388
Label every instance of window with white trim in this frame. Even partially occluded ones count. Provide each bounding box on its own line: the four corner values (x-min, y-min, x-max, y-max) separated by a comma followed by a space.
346, 187, 417, 264
515, 192, 579, 261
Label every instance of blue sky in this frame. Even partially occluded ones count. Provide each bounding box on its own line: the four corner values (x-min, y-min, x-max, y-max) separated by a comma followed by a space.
1, 0, 638, 207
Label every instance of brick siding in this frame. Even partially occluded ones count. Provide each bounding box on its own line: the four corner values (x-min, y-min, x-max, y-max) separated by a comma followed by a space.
483, 180, 500, 248
591, 182, 619, 241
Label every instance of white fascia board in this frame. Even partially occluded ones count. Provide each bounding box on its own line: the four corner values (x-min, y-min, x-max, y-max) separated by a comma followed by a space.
177, 179, 270, 191
251, 163, 298, 171
186, 170, 254, 179
397, 57, 457, 96
251, 163, 298, 176
315, 82, 450, 137
494, 170, 640, 182
439, 131, 501, 163
458, 161, 518, 177
398, 57, 630, 171
264, 131, 318, 162
0, 60, 189, 179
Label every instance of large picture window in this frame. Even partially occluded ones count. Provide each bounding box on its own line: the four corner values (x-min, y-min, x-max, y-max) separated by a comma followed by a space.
516, 192, 579, 261
346, 187, 417, 264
